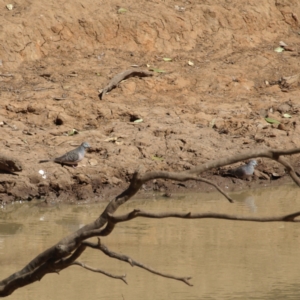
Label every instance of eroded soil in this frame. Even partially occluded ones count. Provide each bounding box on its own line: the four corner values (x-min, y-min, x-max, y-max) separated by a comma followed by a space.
1, 0, 300, 203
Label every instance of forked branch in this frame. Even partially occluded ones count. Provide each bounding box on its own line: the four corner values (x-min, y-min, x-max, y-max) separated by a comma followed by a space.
1, 147, 300, 296
83, 240, 192, 286
72, 261, 128, 284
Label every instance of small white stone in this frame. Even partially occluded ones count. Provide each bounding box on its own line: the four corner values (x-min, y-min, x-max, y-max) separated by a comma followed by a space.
6, 4, 13, 10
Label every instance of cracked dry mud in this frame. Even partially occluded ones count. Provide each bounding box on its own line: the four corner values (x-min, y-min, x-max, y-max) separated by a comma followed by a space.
1, 0, 300, 203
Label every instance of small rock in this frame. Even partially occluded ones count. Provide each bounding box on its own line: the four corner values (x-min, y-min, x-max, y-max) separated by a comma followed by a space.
277, 123, 287, 131
89, 159, 98, 166
0, 155, 22, 174
27, 105, 36, 113
74, 174, 90, 184
111, 176, 122, 185
258, 109, 268, 118
279, 41, 287, 47
277, 102, 292, 114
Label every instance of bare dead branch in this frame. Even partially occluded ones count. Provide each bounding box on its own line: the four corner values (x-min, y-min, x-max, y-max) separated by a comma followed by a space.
83, 240, 192, 286
0, 244, 87, 297
71, 261, 127, 284
107, 209, 300, 224
277, 156, 300, 186
2, 147, 300, 296
135, 172, 234, 203
195, 177, 234, 202
99, 69, 153, 100
56, 244, 87, 267
184, 148, 300, 178
138, 148, 300, 187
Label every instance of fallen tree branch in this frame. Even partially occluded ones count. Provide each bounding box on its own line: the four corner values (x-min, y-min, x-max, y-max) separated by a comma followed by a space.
183, 148, 300, 186
71, 261, 127, 284
2, 147, 300, 296
0, 243, 87, 296
99, 69, 153, 100
107, 209, 300, 223
83, 240, 192, 286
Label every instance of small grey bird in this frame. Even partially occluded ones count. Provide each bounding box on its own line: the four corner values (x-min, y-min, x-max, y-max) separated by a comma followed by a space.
228, 159, 257, 180
39, 142, 90, 167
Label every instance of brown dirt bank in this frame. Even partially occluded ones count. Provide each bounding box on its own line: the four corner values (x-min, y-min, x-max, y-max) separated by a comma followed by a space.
1, 0, 300, 203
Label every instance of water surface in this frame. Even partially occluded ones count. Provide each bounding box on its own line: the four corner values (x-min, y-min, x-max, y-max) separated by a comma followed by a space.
1, 185, 300, 299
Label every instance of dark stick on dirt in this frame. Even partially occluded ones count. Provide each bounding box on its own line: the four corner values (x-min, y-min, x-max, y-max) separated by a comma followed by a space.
99, 69, 153, 100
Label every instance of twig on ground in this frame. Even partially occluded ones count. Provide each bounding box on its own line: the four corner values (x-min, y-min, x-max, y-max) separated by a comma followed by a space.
99, 69, 153, 100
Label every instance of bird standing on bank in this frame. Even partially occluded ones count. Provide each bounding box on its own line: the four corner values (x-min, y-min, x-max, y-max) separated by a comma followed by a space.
228, 159, 257, 180
39, 142, 90, 167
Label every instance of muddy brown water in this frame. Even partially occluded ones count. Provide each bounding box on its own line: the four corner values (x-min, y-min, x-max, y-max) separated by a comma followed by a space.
1, 185, 300, 300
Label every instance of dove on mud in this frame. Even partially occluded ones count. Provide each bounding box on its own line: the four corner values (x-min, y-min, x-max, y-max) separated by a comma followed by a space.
39, 142, 90, 167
